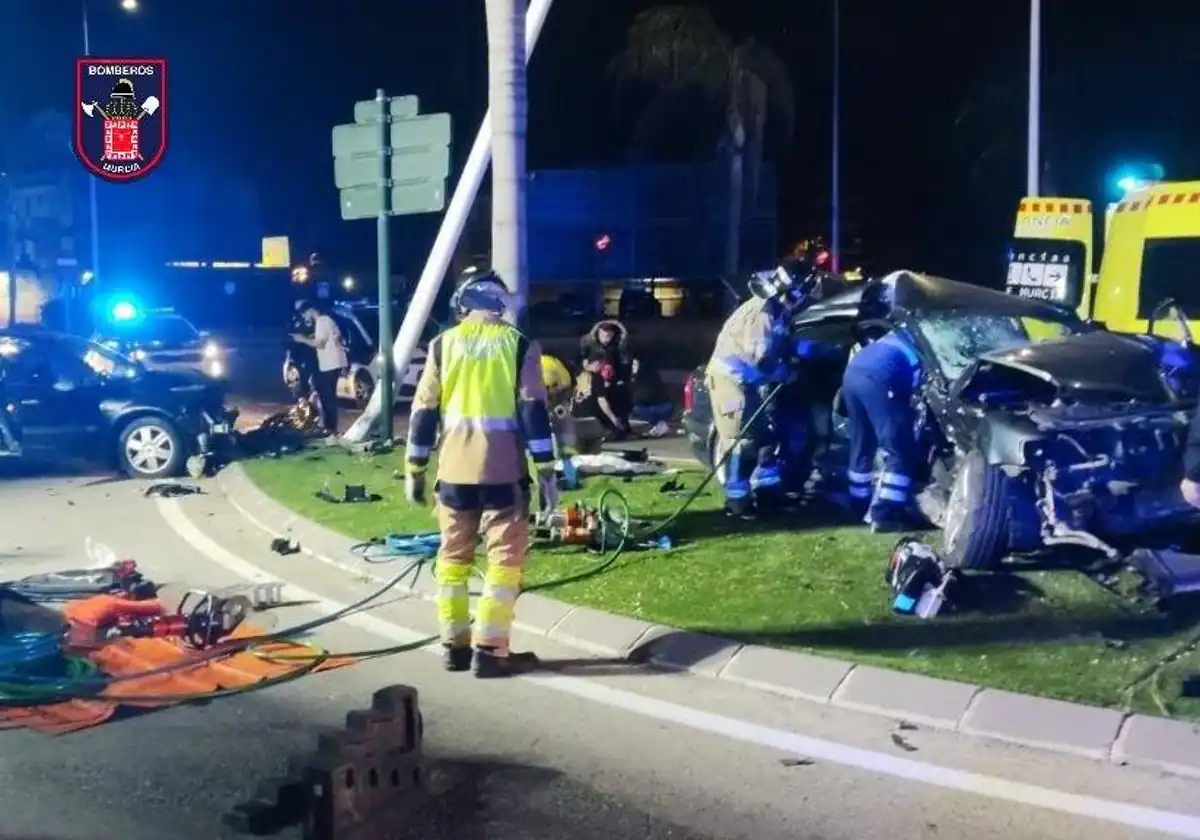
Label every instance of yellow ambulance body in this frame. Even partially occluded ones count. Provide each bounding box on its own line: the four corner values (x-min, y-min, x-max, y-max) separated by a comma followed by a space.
1008, 181, 1200, 341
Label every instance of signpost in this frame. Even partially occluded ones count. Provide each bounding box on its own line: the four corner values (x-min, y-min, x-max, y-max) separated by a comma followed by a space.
332, 91, 451, 440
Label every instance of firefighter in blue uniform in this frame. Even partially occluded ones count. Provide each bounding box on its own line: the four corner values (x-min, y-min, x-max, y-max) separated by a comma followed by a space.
705, 260, 828, 516
841, 271, 927, 532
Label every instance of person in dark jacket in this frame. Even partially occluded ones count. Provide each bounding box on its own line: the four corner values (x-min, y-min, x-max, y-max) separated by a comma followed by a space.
580, 319, 635, 438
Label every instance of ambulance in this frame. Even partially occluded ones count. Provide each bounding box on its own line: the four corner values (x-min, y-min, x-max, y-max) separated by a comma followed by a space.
1007, 180, 1200, 342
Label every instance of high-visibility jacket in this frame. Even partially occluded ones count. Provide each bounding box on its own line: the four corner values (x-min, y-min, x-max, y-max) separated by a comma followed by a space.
704, 296, 790, 386
406, 313, 555, 486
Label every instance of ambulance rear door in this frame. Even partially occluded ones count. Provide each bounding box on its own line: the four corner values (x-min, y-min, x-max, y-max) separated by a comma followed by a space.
1008, 198, 1094, 315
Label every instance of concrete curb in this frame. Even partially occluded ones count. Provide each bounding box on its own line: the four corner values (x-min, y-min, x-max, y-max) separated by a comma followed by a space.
214, 462, 1200, 779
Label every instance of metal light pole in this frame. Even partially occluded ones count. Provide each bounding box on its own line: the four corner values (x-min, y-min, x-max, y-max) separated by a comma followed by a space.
1026, 0, 1041, 196
830, 0, 841, 273
81, 0, 102, 297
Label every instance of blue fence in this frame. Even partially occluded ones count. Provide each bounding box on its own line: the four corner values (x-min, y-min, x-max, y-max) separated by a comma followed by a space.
527, 162, 777, 281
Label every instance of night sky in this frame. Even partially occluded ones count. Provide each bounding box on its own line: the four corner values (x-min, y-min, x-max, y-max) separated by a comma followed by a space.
2, 1, 1197, 282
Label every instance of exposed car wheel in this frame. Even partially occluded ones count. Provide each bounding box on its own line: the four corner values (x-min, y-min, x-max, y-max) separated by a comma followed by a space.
941, 451, 1010, 570
118, 416, 186, 479
353, 370, 374, 409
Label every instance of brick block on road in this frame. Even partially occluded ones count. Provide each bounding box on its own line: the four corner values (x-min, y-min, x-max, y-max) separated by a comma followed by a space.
635, 628, 743, 677
720, 646, 854, 703
547, 605, 656, 657
832, 666, 979, 729
1112, 714, 1200, 778
960, 689, 1125, 759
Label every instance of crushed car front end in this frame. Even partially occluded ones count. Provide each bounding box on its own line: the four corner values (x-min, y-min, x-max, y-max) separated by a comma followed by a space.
947, 331, 1200, 564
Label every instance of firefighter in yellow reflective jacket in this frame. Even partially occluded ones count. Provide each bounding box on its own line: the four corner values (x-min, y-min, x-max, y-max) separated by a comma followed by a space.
541, 353, 581, 489
404, 272, 558, 678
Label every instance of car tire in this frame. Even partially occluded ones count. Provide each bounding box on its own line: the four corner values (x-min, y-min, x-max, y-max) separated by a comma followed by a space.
353, 370, 374, 409
941, 451, 1010, 570
117, 416, 186, 479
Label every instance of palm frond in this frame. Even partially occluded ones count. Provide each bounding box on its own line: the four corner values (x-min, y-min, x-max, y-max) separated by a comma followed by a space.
608, 6, 732, 97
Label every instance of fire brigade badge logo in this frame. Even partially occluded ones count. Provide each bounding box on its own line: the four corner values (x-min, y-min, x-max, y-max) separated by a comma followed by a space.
75, 57, 167, 182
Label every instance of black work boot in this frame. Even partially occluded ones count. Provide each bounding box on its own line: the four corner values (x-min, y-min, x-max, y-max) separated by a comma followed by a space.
472, 647, 540, 679
442, 645, 472, 672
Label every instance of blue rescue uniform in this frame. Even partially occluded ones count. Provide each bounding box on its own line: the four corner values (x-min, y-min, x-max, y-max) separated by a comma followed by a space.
841, 329, 923, 524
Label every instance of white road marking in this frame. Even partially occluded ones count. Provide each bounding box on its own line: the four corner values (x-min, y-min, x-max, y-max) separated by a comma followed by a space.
156, 498, 1200, 838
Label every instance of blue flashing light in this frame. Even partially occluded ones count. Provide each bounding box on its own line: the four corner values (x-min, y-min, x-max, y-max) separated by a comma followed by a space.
110, 300, 139, 322
1116, 175, 1142, 194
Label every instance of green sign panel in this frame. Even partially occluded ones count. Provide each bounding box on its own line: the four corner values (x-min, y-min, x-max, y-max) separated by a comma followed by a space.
339, 183, 446, 221
334, 147, 451, 190
352, 95, 419, 124
332, 94, 451, 219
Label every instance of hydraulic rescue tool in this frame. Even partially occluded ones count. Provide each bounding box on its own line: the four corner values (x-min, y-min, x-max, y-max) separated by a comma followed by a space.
102, 584, 286, 649
1, 559, 155, 602
886, 538, 955, 618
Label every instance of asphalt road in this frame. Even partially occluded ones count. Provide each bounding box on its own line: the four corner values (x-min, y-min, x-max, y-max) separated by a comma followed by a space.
1, 471, 1199, 840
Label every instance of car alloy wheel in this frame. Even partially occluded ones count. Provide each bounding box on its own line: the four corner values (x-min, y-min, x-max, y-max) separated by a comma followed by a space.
125, 424, 176, 475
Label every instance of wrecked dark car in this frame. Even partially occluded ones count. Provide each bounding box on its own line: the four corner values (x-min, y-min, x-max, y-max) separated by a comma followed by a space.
683, 272, 1200, 570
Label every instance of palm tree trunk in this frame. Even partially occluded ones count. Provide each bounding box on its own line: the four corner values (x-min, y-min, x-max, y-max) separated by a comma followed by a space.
724, 109, 746, 278
485, 0, 528, 323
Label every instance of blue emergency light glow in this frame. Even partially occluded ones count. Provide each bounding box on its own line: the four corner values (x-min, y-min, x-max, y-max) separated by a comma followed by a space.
110, 300, 139, 322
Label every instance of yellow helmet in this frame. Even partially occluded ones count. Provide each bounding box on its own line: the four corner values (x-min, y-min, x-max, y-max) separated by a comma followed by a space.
540, 354, 573, 395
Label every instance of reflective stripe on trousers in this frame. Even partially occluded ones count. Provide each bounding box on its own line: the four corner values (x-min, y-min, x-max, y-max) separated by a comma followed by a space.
847, 469, 873, 500
433, 498, 528, 652
874, 470, 912, 504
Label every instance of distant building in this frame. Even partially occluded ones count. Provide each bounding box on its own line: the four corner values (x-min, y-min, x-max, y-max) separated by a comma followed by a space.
2, 168, 78, 298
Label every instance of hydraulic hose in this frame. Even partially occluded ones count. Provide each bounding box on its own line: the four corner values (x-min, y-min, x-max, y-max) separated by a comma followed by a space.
0, 381, 786, 707
0, 557, 438, 705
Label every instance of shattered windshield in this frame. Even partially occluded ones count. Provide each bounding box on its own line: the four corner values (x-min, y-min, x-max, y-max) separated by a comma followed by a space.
915, 312, 1079, 380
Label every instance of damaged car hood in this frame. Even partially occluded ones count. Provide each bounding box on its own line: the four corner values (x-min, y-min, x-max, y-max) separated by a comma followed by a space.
960, 331, 1173, 403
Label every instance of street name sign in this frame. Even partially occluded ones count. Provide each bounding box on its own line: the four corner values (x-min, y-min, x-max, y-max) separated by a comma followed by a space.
332, 97, 452, 220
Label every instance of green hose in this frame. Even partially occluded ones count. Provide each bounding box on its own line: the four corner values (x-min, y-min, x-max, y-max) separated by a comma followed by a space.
523, 380, 785, 593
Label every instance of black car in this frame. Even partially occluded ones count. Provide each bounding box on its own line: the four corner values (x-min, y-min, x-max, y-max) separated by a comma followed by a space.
0, 328, 236, 478
683, 272, 1200, 570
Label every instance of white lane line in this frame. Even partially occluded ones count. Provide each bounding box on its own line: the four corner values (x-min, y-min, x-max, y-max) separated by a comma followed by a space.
156, 498, 1200, 838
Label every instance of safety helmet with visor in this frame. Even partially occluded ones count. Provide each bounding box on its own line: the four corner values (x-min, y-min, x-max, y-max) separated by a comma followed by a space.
451, 271, 512, 319
749, 259, 825, 315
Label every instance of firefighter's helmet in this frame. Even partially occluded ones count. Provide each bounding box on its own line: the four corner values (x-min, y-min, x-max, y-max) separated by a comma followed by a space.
451, 271, 510, 318
541, 354, 573, 395
111, 78, 135, 99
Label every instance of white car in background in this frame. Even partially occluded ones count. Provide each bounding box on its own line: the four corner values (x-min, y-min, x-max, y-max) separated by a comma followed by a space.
94, 309, 227, 379
283, 301, 441, 408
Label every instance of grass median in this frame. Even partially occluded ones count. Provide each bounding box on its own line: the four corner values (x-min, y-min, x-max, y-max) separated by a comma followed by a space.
241, 447, 1200, 720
